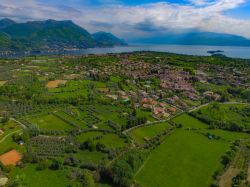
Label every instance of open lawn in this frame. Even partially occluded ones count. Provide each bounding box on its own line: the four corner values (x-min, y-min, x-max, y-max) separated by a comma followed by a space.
25, 113, 74, 130
129, 123, 171, 144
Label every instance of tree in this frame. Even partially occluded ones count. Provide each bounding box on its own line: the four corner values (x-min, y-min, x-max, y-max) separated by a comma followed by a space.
49, 159, 62, 170
82, 169, 95, 187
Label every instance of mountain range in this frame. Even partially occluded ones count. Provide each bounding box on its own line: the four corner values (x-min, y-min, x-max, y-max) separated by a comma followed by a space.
1, 18, 250, 53
130, 31, 250, 46
0, 19, 127, 52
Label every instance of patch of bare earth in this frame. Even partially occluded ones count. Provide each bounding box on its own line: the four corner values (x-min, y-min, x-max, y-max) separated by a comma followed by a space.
219, 148, 243, 187
219, 167, 240, 187
247, 158, 250, 183
0, 81, 7, 86
0, 149, 22, 166
46, 80, 67, 88
64, 74, 81, 80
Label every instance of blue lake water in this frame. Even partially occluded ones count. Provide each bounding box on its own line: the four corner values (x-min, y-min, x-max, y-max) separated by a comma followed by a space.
4, 44, 250, 59
64, 44, 250, 59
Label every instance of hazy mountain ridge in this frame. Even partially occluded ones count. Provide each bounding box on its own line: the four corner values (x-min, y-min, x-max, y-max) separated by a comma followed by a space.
0, 18, 16, 29
0, 19, 126, 52
92, 31, 127, 47
131, 31, 250, 46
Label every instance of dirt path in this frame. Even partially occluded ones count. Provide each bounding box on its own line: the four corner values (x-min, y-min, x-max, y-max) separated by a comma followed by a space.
219, 147, 243, 187
0, 129, 22, 144
134, 154, 151, 177
10, 118, 27, 129
247, 155, 250, 183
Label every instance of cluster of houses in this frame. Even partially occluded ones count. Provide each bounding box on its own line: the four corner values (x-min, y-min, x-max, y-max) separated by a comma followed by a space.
119, 60, 157, 79
140, 97, 177, 119
197, 63, 250, 89
160, 69, 198, 100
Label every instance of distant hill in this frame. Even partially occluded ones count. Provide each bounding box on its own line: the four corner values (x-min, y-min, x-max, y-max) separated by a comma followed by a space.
92, 32, 127, 47
0, 18, 16, 29
131, 31, 250, 46
0, 32, 11, 49
0, 19, 126, 52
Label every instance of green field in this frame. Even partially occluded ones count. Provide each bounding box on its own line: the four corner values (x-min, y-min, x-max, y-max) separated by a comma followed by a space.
129, 123, 171, 144
25, 113, 74, 130
135, 129, 230, 187
173, 113, 207, 129
135, 114, 250, 187
10, 164, 79, 187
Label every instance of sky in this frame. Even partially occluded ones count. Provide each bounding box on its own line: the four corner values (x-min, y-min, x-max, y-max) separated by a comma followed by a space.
0, 0, 250, 39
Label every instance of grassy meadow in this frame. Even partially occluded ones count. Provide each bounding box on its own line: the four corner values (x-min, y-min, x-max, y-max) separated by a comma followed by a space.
135, 114, 250, 187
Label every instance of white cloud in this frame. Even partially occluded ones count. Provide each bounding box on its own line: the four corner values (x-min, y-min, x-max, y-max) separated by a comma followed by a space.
0, 0, 250, 39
